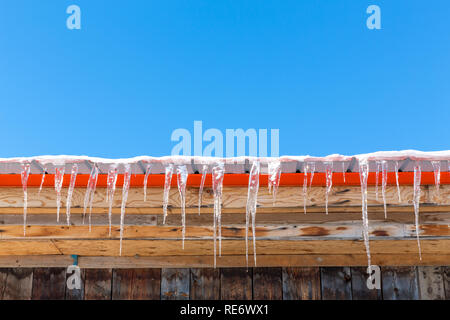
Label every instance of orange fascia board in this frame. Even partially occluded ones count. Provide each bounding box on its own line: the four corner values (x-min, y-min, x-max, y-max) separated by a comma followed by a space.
0, 172, 447, 187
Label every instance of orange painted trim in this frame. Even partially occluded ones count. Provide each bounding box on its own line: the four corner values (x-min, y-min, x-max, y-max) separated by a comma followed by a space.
0, 172, 448, 187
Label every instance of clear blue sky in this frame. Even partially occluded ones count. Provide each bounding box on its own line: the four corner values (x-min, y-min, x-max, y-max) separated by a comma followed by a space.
0, 1, 448, 158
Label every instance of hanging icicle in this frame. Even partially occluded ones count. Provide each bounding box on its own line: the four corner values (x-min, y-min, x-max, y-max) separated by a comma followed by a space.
198, 164, 208, 215
162, 164, 174, 224
431, 161, 441, 196
65, 164, 78, 226
38, 166, 47, 195
268, 160, 281, 205
395, 161, 401, 202
143, 163, 152, 202
119, 164, 132, 256
246, 160, 260, 268
413, 162, 422, 260
381, 160, 388, 219
375, 161, 381, 201
83, 164, 99, 230
106, 165, 118, 236
211, 162, 225, 268
20, 162, 30, 236
359, 159, 372, 269
342, 162, 346, 183
303, 162, 309, 215
324, 161, 333, 215
176, 165, 188, 249
54, 164, 65, 222
308, 162, 316, 190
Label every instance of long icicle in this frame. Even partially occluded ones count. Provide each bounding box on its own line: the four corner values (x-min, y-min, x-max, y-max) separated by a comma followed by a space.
395, 161, 401, 202
375, 161, 380, 201
268, 160, 281, 205
66, 164, 78, 226
211, 162, 225, 268
381, 160, 388, 219
162, 164, 174, 224
431, 161, 441, 197
176, 165, 188, 249
38, 166, 47, 195
106, 165, 118, 236
83, 164, 98, 229
413, 162, 422, 260
342, 162, 346, 183
246, 160, 260, 268
324, 161, 333, 215
54, 164, 65, 222
308, 162, 316, 190
119, 164, 132, 256
143, 163, 152, 201
303, 162, 309, 215
198, 164, 208, 215
20, 162, 30, 236
359, 159, 372, 270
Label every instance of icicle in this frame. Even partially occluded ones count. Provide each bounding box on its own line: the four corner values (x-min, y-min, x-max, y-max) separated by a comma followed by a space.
375, 161, 381, 200
324, 161, 333, 215
381, 160, 388, 219
54, 164, 65, 222
198, 164, 208, 215
20, 162, 30, 236
308, 162, 316, 189
302, 162, 309, 215
65, 164, 78, 226
83, 164, 99, 230
342, 162, 346, 183
359, 160, 372, 269
246, 160, 260, 268
119, 164, 132, 256
211, 162, 225, 268
176, 165, 188, 249
431, 161, 441, 196
143, 164, 152, 201
38, 167, 47, 195
162, 164, 174, 224
106, 165, 118, 236
395, 161, 401, 202
268, 160, 281, 204
413, 162, 422, 260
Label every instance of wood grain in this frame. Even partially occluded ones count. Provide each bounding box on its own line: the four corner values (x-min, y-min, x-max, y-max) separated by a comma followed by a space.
351, 267, 382, 300
161, 268, 189, 300
282, 267, 320, 300
190, 268, 220, 300
32, 268, 66, 299
417, 266, 445, 300
220, 268, 252, 300
381, 266, 419, 300
320, 267, 352, 300
0, 268, 33, 300
84, 268, 112, 300
112, 269, 161, 300
252, 267, 282, 300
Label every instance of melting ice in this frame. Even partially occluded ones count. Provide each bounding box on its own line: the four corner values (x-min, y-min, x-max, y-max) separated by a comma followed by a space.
359, 160, 372, 269
65, 164, 78, 226
143, 164, 152, 202
106, 165, 118, 236
381, 160, 388, 219
413, 162, 422, 260
176, 165, 188, 249
83, 164, 99, 230
431, 161, 441, 196
119, 164, 132, 256
54, 165, 65, 222
246, 160, 260, 267
162, 164, 174, 224
211, 162, 225, 268
20, 162, 30, 236
38, 167, 47, 195
303, 162, 309, 215
324, 161, 333, 215
198, 164, 208, 215
268, 160, 281, 205
395, 161, 401, 202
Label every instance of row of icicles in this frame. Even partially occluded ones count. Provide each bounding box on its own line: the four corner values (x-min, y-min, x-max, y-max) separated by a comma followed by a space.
19, 159, 445, 267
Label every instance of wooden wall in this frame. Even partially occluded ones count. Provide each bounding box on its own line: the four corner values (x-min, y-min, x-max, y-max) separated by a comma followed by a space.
0, 266, 448, 300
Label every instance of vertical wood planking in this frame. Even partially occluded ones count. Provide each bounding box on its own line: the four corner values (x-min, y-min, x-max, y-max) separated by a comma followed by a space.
282, 267, 320, 300
417, 266, 445, 300
32, 268, 66, 300
320, 267, 352, 300
161, 268, 189, 300
0, 268, 33, 300
351, 267, 382, 300
190, 268, 220, 300
253, 267, 282, 300
84, 268, 112, 300
220, 268, 252, 300
382, 267, 419, 300
65, 268, 85, 300
443, 267, 450, 300
112, 268, 161, 300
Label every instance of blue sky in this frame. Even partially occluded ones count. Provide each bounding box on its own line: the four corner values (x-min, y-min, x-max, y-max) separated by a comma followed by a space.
0, 1, 448, 158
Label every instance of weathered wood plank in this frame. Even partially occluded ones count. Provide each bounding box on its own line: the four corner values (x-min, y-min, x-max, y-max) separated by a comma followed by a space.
443, 266, 450, 300
282, 267, 320, 300
112, 269, 161, 300
381, 266, 419, 300
0, 268, 33, 300
0, 185, 442, 211
161, 268, 189, 300
417, 266, 445, 300
351, 267, 382, 300
220, 268, 252, 300
84, 268, 112, 300
190, 268, 220, 300
252, 267, 282, 300
65, 268, 85, 300
32, 268, 66, 299
320, 267, 352, 300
